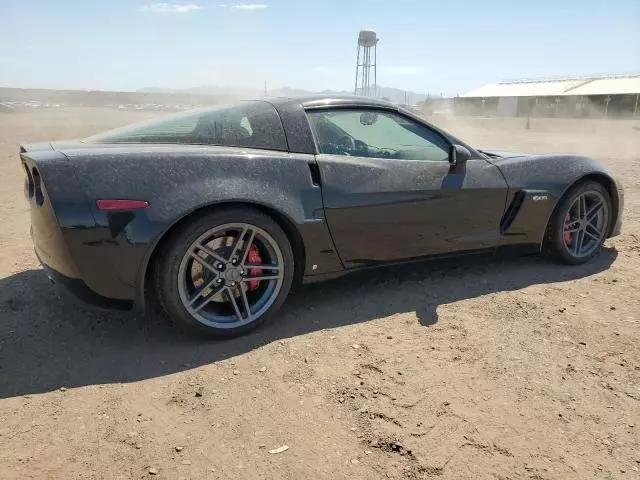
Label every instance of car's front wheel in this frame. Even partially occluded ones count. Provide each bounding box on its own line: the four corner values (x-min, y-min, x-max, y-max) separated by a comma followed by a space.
544, 181, 612, 264
156, 207, 294, 336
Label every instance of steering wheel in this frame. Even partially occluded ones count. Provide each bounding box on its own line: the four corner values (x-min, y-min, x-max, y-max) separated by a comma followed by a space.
336, 135, 356, 155
354, 139, 368, 156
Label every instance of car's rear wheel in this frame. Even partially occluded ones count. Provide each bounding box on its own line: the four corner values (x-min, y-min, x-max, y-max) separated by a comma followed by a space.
156, 207, 294, 336
544, 181, 612, 264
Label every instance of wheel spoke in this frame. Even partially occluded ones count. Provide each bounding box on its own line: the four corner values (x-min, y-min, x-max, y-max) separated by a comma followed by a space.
239, 287, 253, 322
579, 194, 587, 220
244, 264, 281, 271
583, 228, 601, 242
191, 283, 225, 312
242, 272, 281, 282
586, 221, 604, 238
569, 198, 580, 222
193, 242, 227, 265
227, 288, 243, 321
572, 229, 584, 255
189, 253, 219, 276
239, 230, 256, 264
586, 200, 603, 221
188, 277, 219, 306
229, 226, 250, 262
564, 226, 580, 234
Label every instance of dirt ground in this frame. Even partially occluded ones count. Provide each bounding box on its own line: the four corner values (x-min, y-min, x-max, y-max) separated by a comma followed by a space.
0, 108, 639, 480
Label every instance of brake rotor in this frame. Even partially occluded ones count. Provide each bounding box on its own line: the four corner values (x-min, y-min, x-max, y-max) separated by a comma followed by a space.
190, 236, 233, 303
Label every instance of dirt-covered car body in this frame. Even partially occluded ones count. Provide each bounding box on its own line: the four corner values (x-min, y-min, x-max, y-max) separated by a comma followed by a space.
21, 95, 623, 310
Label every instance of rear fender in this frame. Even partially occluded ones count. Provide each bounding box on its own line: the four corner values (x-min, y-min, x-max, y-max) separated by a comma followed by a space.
61, 147, 342, 306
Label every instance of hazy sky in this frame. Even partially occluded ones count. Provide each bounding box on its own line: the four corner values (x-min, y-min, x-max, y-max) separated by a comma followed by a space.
1, 0, 638, 95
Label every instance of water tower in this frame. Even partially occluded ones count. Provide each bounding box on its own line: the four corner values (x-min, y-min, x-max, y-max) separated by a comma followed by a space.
354, 29, 379, 97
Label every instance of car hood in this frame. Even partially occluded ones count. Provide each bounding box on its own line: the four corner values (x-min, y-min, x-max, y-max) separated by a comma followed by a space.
479, 149, 533, 159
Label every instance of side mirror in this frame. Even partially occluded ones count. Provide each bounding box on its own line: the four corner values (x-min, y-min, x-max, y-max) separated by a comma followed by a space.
449, 144, 471, 166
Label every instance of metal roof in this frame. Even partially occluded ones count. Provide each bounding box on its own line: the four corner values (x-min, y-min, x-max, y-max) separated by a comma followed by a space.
567, 77, 640, 95
461, 74, 640, 98
461, 80, 581, 98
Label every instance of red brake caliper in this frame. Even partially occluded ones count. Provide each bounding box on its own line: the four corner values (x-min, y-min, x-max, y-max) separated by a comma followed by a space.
563, 213, 572, 243
246, 244, 263, 291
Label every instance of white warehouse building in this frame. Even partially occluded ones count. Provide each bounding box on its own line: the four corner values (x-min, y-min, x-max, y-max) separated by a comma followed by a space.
456, 73, 640, 118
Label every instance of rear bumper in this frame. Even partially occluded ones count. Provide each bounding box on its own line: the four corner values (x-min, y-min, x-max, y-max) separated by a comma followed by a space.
37, 250, 132, 311
24, 148, 140, 308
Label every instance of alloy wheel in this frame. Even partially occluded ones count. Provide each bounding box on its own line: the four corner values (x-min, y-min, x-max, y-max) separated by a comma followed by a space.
177, 223, 284, 329
562, 190, 609, 258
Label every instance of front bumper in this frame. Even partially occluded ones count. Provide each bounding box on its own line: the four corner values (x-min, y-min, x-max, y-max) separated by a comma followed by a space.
610, 181, 624, 238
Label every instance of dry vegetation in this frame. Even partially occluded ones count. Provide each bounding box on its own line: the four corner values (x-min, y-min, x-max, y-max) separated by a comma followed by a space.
0, 107, 639, 480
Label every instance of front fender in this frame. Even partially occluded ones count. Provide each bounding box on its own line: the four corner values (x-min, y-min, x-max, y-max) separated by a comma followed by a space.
491, 154, 621, 247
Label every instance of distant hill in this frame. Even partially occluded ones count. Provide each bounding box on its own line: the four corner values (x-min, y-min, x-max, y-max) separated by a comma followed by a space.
0, 87, 237, 109
138, 85, 429, 105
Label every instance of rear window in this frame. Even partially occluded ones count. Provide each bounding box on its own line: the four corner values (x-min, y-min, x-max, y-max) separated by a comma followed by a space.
87, 101, 288, 151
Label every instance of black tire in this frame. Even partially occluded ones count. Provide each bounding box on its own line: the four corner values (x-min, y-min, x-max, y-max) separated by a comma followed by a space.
544, 181, 612, 265
155, 207, 295, 337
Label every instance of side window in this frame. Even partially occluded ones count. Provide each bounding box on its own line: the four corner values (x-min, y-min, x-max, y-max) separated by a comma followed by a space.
307, 109, 449, 162
88, 102, 287, 151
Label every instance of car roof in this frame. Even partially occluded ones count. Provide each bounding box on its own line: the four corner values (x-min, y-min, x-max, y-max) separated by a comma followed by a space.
264, 94, 397, 110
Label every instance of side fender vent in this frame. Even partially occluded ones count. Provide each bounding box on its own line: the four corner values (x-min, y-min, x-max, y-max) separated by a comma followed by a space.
31, 167, 45, 206
500, 190, 525, 233
23, 162, 35, 199
308, 163, 321, 186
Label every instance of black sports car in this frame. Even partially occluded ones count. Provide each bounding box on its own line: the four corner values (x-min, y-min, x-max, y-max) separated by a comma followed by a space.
22, 95, 623, 336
